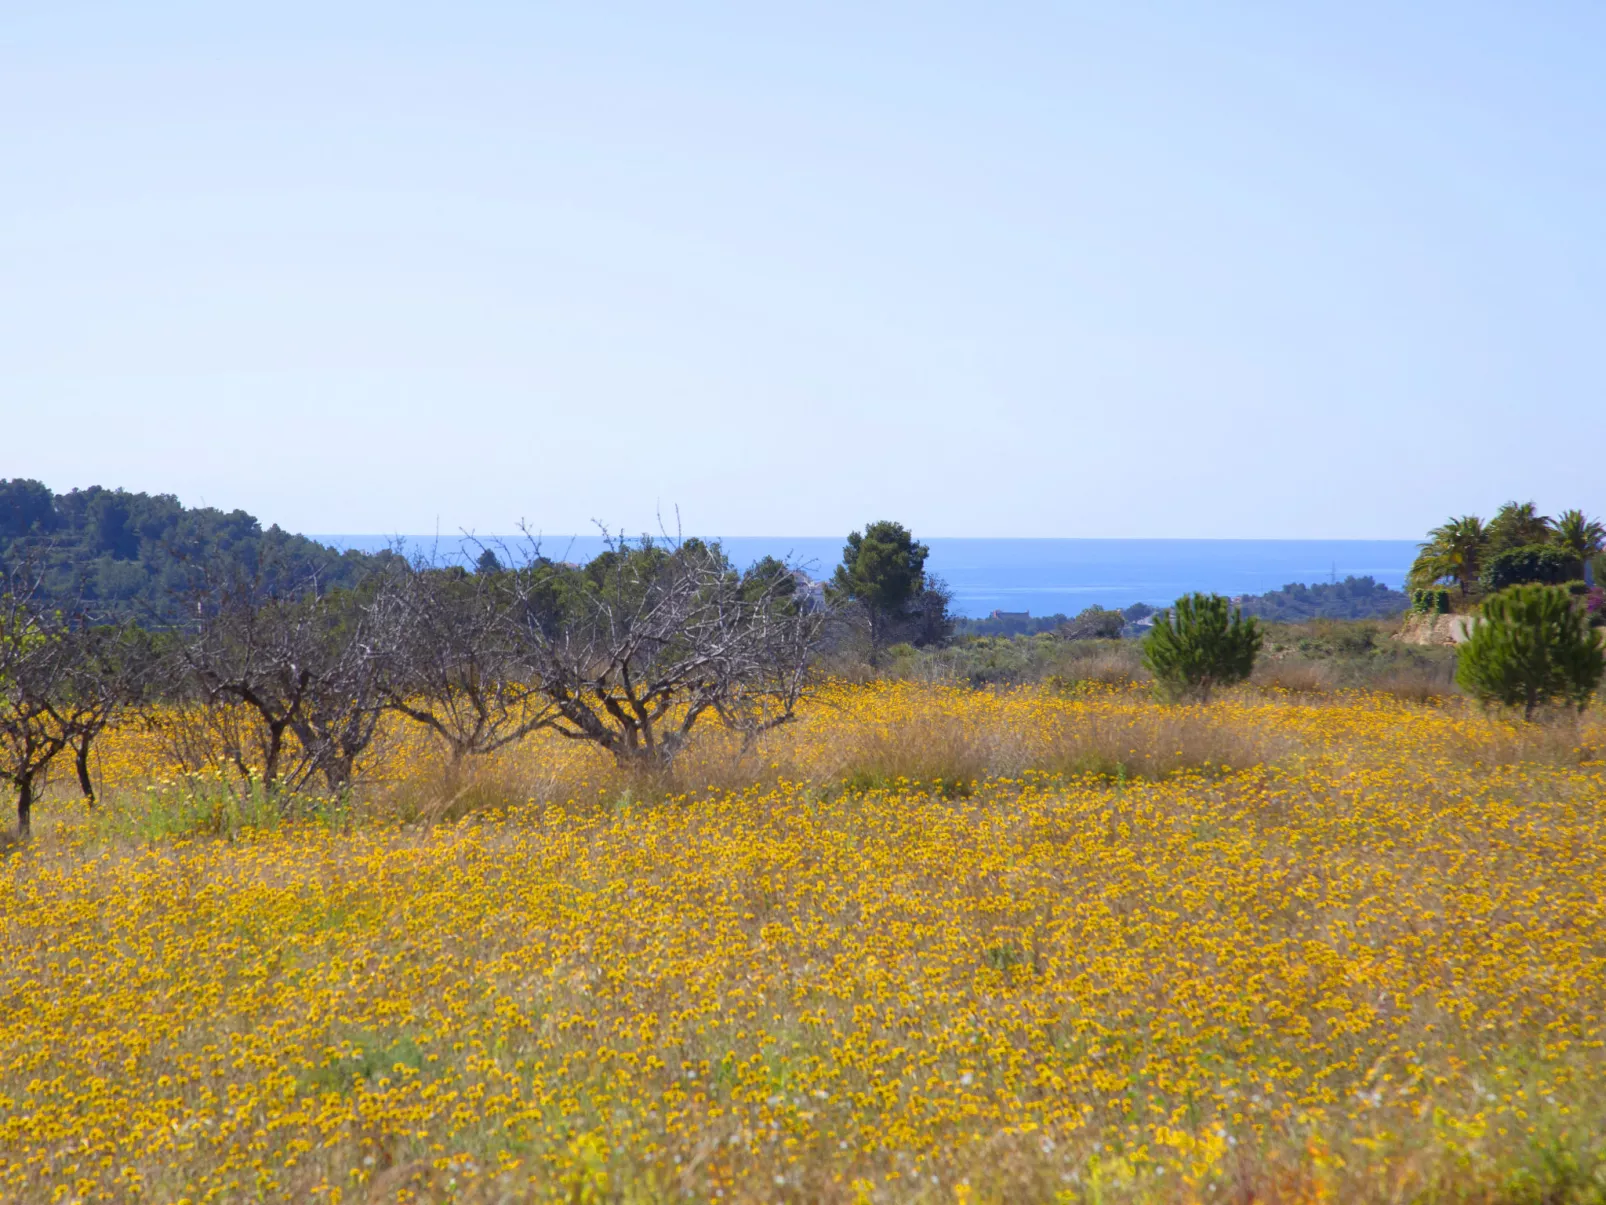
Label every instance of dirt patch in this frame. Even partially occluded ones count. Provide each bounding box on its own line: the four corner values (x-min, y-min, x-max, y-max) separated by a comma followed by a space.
1395, 613, 1475, 646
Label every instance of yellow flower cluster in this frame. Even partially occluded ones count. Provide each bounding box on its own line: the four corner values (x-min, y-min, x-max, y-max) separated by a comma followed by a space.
3, 684, 1604, 1202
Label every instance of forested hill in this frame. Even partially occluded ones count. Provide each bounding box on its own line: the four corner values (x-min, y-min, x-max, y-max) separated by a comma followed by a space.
1236, 575, 1408, 622
0, 479, 385, 622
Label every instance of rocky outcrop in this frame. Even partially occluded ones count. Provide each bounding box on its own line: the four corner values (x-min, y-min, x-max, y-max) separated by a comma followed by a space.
1395, 612, 1476, 645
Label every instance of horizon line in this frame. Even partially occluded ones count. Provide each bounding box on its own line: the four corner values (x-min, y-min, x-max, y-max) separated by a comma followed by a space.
308, 532, 1423, 544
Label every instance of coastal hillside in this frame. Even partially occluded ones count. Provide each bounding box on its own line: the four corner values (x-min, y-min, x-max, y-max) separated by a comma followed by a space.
0, 479, 383, 622
1235, 575, 1407, 622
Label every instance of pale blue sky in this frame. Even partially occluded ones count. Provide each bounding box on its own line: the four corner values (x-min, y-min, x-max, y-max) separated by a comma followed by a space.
2, 3, 1602, 538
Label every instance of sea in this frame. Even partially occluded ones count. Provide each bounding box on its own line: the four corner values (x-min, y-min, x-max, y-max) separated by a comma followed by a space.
314, 535, 1420, 620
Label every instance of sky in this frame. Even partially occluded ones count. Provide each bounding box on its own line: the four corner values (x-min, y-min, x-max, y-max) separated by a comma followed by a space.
2, 2, 1602, 540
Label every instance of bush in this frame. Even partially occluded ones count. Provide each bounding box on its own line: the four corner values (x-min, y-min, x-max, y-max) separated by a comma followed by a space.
1411, 588, 1450, 614
1480, 544, 1578, 593
1058, 606, 1126, 640
1141, 593, 1263, 702
1455, 584, 1604, 720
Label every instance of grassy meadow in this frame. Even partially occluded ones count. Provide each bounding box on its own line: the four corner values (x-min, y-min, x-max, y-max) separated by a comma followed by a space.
3, 672, 1606, 1203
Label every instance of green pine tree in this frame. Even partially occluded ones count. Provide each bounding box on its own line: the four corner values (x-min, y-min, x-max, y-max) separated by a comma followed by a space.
1141, 593, 1263, 702
1455, 584, 1604, 720
829, 521, 932, 665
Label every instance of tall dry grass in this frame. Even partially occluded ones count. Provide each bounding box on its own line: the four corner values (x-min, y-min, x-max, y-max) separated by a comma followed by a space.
49, 673, 1606, 844
827, 701, 1291, 794
55, 682, 1303, 842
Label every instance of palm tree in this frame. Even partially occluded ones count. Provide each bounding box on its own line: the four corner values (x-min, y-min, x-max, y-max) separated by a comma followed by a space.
1409, 515, 1487, 595
1486, 500, 1553, 553
1554, 509, 1606, 580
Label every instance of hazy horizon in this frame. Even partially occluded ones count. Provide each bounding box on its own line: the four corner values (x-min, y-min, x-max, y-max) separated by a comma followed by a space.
312, 532, 1420, 617
312, 532, 1425, 544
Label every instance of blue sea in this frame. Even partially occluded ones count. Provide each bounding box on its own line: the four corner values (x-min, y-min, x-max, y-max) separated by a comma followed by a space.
315, 535, 1420, 620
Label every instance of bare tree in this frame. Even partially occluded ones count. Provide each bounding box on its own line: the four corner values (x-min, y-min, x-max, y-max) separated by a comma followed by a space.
178, 574, 312, 788
174, 562, 406, 793
52, 622, 162, 805
378, 560, 558, 767
287, 575, 401, 791
509, 535, 821, 768
0, 572, 69, 836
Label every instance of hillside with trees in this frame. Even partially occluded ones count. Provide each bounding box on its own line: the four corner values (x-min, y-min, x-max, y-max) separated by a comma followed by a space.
1236, 576, 1408, 622
0, 479, 387, 623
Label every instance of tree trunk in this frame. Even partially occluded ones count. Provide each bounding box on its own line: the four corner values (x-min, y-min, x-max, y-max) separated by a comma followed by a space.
16, 774, 32, 839
322, 752, 355, 793
263, 722, 285, 788
867, 609, 885, 668
612, 742, 667, 772
75, 733, 96, 806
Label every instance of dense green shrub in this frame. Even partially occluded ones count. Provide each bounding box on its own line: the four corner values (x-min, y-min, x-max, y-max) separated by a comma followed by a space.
1480, 544, 1578, 593
1455, 585, 1604, 720
1059, 606, 1126, 639
1142, 593, 1263, 702
1411, 588, 1450, 615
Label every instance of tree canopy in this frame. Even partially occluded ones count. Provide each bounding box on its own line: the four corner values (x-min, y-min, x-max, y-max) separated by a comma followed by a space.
1410, 503, 1604, 597
0, 479, 386, 624
1236, 576, 1408, 623
828, 521, 949, 660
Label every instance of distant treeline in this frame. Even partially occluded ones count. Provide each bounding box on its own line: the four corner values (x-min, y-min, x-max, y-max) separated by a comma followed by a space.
1235, 576, 1408, 623
954, 577, 1408, 637
953, 613, 1073, 638
3, 479, 1415, 633
0, 480, 387, 623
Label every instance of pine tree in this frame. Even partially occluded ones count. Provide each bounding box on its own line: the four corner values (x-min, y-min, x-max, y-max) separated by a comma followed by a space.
1456, 584, 1604, 720
1141, 593, 1263, 702
829, 522, 935, 664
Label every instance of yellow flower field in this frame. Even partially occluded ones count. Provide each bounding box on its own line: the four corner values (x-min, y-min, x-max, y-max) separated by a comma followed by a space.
3, 684, 1605, 1203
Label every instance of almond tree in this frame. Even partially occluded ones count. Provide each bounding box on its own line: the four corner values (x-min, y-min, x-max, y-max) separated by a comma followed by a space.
176, 566, 400, 792
510, 536, 821, 768
378, 560, 558, 768
52, 621, 162, 805
0, 575, 68, 836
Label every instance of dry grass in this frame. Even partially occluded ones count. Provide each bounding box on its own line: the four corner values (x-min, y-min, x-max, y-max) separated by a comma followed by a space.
1036, 702, 1294, 779
1253, 656, 1458, 703
1363, 660, 1458, 703
829, 699, 1290, 794
1053, 646, 1147, 689
1438, 708, 1606, 769
1252, 657, 1339, 694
